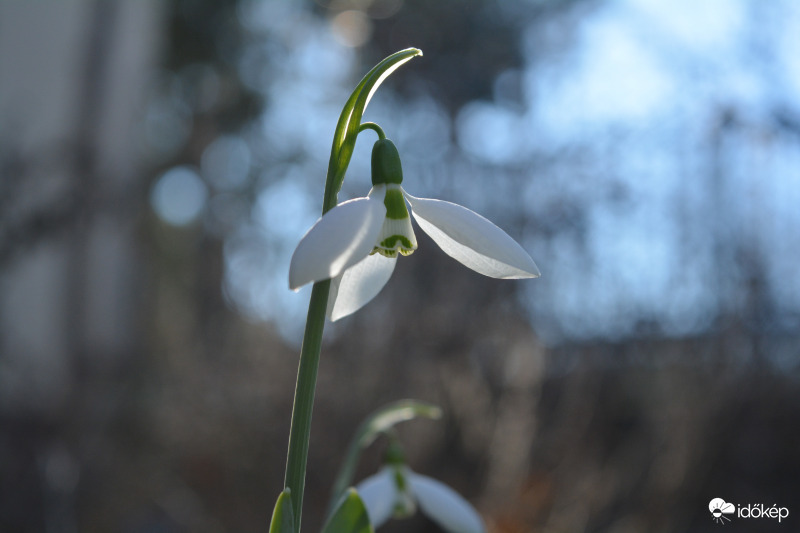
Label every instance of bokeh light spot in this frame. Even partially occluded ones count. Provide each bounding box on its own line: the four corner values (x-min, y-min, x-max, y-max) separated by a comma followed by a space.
150, 166, 208, 226
201, 135, 252, 190
457, 101, 525, 164
330, 10, 372, 47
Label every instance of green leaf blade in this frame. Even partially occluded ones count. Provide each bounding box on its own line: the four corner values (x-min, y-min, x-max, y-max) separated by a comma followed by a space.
323, 48, 422, 214
359, 400, 441, 447
322, 488, 373, 533
268, 488, 296, 533
342, 48, 422, 149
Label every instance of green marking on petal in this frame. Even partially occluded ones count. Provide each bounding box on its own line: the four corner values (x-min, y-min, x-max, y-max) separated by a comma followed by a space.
377, 235, 415, 256
391, 467, 416, 519
383, 187, 410, 220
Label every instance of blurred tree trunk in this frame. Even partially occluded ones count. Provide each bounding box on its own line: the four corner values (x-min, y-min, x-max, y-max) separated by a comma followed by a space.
0, 1, 163, 531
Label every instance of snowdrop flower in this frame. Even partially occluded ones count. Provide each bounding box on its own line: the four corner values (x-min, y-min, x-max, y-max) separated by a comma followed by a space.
356, 465, 486, 533
289, 138, 540, 320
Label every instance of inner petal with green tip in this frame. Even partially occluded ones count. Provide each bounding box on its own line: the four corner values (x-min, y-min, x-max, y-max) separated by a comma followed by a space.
373, 185, 417, 258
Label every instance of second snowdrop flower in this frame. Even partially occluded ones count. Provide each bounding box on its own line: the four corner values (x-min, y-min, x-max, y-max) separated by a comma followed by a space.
289, 138, 540, 321
356, 464, 486, 533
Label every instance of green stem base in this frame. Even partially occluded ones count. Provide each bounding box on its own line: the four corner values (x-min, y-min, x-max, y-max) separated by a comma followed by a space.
283, 279, 331, 532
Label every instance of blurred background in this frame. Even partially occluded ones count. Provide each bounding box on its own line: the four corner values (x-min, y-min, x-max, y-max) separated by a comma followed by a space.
1, 0, 799, 531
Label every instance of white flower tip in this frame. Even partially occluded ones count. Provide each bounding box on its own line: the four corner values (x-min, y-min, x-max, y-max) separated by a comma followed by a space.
288, 253, 311, 291
410, 473, 487, 533
503, 257, 540, 279
328, 306, 352, 322
328, 305, 347, 322
288, 261, 306, 291
326, 254, 397, 321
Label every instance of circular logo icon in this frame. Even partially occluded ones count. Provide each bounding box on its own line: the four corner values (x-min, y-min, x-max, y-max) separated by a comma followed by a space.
709, 498, 735, 524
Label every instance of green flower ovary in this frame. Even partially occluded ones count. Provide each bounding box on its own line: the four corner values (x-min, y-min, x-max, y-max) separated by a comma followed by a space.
371, 139, 403, 186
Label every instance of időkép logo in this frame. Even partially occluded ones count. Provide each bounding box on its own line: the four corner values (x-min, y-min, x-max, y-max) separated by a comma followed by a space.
709, 497, 789, 525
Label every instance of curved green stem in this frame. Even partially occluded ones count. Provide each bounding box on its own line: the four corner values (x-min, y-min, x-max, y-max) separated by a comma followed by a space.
358, 122, 386, 140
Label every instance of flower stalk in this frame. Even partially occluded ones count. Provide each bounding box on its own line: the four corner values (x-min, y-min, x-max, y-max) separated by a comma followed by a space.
282, 278, 330, 531
280, 48, 423, 532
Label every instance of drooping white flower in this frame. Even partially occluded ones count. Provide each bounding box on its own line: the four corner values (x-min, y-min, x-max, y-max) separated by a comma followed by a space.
356, 465, 486, 533
289, 139, 540, 321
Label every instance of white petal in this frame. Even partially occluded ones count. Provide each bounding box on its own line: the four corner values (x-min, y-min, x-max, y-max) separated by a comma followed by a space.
327, 253, 397, 321
289, 189, 386, 290
355, 468, 397, 529
406, 194, 540, 279
409, 473, 487, 533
